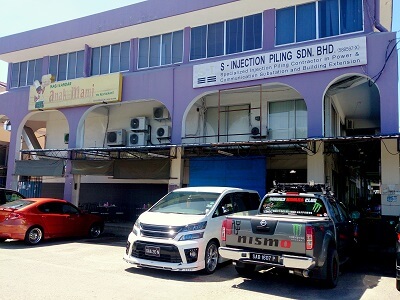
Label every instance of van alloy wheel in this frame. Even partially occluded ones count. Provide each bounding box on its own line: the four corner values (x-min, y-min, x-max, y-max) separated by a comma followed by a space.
204, 241, 219, 274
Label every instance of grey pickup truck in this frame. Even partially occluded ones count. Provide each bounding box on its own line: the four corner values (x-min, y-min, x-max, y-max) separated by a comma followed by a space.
219, 183, 357, 288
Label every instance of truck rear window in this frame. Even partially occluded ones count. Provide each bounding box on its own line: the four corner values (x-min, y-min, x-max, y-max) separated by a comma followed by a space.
260, 196, 327, 217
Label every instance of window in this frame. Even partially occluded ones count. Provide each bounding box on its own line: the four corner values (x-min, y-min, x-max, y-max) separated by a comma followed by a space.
190, 13, 262, 60
91, 41, 130, 75
149, 191, 219, 215
260, 196, 327, 217
138, 31, 183, 69
62, 204, 79, 214
226, 18, 243, 54
243, 14, 262, 51
190, 26, 207, 60
276, 0, 363, 45
339, 0, 363, 34
4, 191, 24, 203
207, 22, 224, 58
205, 104, 251, 142
10, 59, 43, 88
268, 100, 307, 139
49, 51, 85, 81
213, 192, 260, 218
297, 3, 316, 42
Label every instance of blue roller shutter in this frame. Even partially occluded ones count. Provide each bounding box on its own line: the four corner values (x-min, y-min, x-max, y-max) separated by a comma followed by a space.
189, 156, 266, 197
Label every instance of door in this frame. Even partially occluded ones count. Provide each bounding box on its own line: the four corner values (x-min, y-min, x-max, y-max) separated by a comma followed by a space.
330, 201, 354, 258
38, 202, 81, 237
189, 156, 266, 197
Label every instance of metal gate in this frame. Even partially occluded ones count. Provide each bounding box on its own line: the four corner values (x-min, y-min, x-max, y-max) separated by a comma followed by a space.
17, 176, 42, 198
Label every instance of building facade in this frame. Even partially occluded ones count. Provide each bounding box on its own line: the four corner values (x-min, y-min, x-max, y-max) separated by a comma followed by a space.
0, 0, 398, 221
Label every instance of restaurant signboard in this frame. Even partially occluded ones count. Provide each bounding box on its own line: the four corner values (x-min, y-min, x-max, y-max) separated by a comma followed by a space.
29, 73, 122, 110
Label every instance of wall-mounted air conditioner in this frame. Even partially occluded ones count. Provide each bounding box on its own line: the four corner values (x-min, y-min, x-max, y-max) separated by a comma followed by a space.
128, 132, 148, 146
156, 125, 171, 139
130, 117, 149, 131
106, 129, 126, 146
153, 106, 169, 120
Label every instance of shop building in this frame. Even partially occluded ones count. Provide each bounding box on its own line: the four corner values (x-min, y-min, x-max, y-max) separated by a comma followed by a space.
0, 0, 398, 222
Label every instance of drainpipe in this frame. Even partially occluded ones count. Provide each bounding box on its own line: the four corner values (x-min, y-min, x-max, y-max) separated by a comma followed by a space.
374, 0, 388, 32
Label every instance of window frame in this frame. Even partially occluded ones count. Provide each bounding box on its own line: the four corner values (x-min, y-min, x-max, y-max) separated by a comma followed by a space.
138, 30, 184, 70
49, 50, 85, 81
275, 0, 364, 46
190, 13, 263, 61
10, 58, 43, 88
91, 41, 130, 76
268, 99, 307, 140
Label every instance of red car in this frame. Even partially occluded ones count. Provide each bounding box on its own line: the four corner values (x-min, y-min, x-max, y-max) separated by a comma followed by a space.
0, 198, 104, 245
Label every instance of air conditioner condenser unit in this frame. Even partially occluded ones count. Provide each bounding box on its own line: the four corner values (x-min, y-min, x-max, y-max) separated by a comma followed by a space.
156, 125, 171, 139
106, 129, 127, 146
153, 106, 169, 120
128, 132, 148, 146
130, 117, 149, 131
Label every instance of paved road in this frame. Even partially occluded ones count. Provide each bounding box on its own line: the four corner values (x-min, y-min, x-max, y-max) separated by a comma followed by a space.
0, 234, 398, 300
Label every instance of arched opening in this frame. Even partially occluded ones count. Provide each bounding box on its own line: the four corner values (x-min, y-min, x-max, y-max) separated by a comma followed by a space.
324, 74, 380, 137
15, 110, 69, 198
0, 114, 12, 187
323, 74, 381, 224
182, 83, 307, 144
182, 83, 309, 194
81, 100, 172, 148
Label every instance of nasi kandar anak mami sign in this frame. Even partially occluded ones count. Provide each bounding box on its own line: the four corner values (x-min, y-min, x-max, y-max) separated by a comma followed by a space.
29, 73, 122, 110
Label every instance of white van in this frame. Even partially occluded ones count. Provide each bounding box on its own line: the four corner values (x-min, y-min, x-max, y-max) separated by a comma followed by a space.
123, 186, 260, 274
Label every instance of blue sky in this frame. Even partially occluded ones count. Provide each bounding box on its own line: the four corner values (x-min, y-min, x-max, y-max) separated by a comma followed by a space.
0, 0, 399, 88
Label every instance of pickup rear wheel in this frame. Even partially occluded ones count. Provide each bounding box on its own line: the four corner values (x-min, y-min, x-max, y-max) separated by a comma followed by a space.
235, 262, 256, 277
324, 248, 339, 288
203, 240, 219, 274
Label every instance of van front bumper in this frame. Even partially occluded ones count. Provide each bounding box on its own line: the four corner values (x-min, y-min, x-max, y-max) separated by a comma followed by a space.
123, 232, 206, 272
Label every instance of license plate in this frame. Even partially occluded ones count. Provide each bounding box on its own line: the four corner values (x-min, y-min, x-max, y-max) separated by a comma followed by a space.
250, 252, 281, 264
145, 246, 160, 257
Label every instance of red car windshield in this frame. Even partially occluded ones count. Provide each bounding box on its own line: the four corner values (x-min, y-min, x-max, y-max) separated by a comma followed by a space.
260, 195, 328, 217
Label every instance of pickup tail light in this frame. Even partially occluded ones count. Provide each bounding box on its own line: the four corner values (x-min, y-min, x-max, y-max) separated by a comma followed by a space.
221, 219, 233, 241
306, 225, 314, 250
397, 232, 400, 243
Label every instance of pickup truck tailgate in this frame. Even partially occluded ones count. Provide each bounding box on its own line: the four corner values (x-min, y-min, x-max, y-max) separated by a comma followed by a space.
224, 215, 322, 255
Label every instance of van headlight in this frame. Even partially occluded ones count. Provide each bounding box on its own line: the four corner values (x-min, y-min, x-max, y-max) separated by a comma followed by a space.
178, 221, 207, 241
132, 219, 140, 236
179, 232, 204, 241
181, 221, 207, 232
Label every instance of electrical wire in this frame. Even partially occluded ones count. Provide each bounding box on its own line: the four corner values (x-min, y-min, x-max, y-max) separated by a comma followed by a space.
369, 38, 400, 85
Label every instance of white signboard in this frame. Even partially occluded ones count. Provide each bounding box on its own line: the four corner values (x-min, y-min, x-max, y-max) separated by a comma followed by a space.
193, 37, 367, 88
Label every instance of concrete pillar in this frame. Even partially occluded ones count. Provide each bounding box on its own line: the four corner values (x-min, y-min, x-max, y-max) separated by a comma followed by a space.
380, 139, 400, 217
169, 146, 183, 191
70, 174, 81, 206
307, 141, 325, 184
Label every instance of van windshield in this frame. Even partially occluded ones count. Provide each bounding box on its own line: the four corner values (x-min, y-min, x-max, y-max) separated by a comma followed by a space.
149, 191, 219, 215
260, 196, 328, 217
